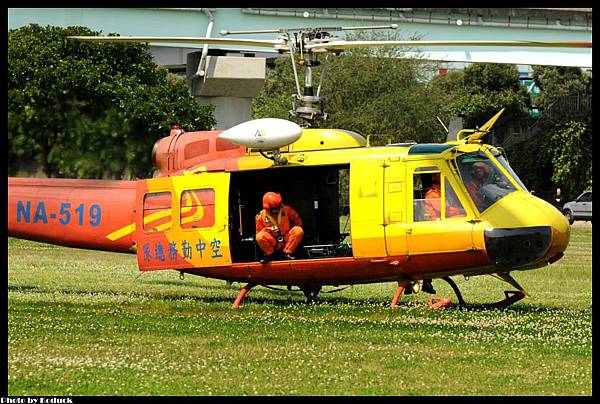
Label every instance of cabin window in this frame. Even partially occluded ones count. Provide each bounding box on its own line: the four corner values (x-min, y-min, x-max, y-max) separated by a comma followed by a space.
180, 189, 216, 229
492, 150, 528, 191
444, 177, 466, 218
184, 140, 210, 159
143, 191, 172, 232
413, 170, 465, 221
413, 169, 438, 221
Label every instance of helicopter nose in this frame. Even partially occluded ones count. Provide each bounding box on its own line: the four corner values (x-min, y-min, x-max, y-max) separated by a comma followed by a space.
480, 191, 570, 269
484, 226, 552, 268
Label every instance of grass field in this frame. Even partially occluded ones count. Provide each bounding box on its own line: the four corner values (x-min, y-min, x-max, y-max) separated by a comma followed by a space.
7, 225, 592, 396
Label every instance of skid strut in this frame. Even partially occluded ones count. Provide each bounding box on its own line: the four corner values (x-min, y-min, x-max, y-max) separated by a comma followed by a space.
232, 283, 255, 309
483, 290, 526, 309
441, 273, 528, 309
442, 276, 466, 307
484, 272, 528, 308
390, 280, 412, 308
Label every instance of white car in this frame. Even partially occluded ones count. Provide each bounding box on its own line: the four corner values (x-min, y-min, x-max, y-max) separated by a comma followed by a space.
563, 191, 592, 224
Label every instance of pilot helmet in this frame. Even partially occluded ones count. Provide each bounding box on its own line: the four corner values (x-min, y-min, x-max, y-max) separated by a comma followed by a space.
263, 192, 283, 210
471, 162, 491, 177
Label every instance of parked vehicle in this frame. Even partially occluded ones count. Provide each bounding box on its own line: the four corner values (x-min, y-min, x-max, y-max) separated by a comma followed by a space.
563, 191, 592, 224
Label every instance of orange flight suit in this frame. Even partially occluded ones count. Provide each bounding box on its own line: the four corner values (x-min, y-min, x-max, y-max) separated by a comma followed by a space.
255, 205, 304, 256
425, 183, 442, 220
425, 183, 464, 220
467, 179, 484, 209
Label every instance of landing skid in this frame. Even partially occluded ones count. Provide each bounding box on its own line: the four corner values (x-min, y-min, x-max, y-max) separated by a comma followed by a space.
232, 273, 528, 310
390, 273, 528, 310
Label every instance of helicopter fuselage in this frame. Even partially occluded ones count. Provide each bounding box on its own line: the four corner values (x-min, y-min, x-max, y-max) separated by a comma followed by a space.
8, 126, 570, 290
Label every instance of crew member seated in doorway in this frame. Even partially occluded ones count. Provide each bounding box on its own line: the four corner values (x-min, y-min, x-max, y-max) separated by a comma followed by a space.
256, 192, 304, 263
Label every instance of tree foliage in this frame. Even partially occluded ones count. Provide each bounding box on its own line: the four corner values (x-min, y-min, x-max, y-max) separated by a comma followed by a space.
429, 63, 531, 132
548, 120, 592, 194
8, 24, 215, 179
532, 66, 592, 109
513, 66, 593, 200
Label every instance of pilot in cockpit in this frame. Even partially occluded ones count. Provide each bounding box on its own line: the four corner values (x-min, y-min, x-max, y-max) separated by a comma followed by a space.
466, 162, 492, 209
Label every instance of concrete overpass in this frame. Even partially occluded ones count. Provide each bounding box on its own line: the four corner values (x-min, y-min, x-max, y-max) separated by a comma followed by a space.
8, 8, 592, 128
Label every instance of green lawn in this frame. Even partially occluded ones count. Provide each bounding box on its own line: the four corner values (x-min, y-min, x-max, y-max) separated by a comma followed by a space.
7, 225, 592, 395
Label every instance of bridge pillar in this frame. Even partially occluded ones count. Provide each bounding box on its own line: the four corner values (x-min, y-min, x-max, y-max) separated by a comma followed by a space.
187, 53, 266, 130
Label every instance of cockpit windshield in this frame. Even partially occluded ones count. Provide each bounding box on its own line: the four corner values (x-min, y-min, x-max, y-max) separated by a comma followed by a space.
455, 152, 518, 213
491, 150, 528, 192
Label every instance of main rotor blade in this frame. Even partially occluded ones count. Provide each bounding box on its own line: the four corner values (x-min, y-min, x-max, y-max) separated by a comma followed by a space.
306, 40, 592, 51
68, 36, 285, 49
221, 24, 398, 35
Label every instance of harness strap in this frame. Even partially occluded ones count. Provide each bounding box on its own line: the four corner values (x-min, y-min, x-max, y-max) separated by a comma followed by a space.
264, 208, 283, 226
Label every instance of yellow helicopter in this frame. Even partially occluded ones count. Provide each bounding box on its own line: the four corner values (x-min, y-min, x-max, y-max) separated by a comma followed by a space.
8, 25, 586, 308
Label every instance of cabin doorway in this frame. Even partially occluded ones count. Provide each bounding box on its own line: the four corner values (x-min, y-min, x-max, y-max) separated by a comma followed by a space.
228, 164, 351, 263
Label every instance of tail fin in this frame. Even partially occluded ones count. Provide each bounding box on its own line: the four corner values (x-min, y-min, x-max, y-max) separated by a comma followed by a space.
8, 177, 137, 253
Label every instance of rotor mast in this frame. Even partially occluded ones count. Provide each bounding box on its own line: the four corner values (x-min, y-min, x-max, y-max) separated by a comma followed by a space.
221, 24, 398, 127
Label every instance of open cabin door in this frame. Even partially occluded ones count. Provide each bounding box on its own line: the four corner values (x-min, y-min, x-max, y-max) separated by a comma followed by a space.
135, 173, 232, 271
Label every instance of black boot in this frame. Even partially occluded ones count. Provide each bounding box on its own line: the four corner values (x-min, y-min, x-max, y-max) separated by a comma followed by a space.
422, 279, 436, 294
260, 255, 273, 264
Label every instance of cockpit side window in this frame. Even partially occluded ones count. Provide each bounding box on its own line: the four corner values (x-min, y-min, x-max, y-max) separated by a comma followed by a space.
413, 168, 466, 221
456, 152, 517, 213
444, 177, 466, 219
413, 167, 437, 222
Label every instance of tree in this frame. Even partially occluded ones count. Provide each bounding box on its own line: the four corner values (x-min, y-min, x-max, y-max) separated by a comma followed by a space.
8, 24, 215, 179
429, 63, 531, 135
532, 66, 592, 109
493, 65, 592, 200
547, 120, 592, 195
527, 66, 593, 199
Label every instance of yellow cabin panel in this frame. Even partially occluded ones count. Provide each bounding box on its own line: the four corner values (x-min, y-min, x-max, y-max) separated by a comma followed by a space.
349, 160, 387, 258
136, 172, 232, 270
383, 160, 409, 256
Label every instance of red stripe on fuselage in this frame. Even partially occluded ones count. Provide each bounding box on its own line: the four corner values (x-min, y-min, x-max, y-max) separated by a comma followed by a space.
170, 250, 492, 286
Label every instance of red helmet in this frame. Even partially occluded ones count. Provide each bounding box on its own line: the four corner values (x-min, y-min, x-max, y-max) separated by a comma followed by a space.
262, 192, 283, 210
